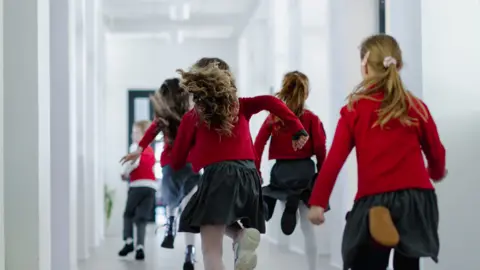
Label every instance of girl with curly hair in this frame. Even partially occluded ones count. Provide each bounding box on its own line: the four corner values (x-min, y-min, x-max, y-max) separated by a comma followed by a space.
171, 57, 309, 270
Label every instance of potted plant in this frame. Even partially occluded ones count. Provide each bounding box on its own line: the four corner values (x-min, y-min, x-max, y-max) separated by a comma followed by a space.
104, 184, 115, 227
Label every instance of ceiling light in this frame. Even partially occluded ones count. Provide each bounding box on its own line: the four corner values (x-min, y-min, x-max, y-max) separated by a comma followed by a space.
181, 3, 191, 20
177, 31, 184, 44
169, 5, 178, 21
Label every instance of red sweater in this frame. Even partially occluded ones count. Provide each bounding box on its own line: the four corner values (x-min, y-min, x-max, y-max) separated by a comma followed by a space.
170, 96, 306, 172
309, 96, 446, 209
130, 146, 156, 182
254, 109, 327, 172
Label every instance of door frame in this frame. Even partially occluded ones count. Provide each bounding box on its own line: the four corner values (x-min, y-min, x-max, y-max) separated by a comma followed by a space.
127, 89, 155, 150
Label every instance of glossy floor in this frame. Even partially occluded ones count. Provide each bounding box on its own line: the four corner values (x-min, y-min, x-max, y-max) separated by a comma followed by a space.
78, 225, 337, 270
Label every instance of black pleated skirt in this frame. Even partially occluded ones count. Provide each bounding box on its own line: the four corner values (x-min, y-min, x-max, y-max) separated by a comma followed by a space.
178, 160, 266, 234
342, 189, 440, 268
262, 158, 316, 204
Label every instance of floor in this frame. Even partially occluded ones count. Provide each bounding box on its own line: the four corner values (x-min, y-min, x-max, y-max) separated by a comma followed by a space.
78, 225, 337, 270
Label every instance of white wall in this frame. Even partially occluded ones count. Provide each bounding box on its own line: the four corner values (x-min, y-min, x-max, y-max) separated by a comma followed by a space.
421, 0, 480, 269
0, 0, 5, 267
104, 36, 239, 236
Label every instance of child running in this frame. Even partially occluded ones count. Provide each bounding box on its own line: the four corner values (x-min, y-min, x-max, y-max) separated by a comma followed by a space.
171, 57, 309, 270
308, 34, 446, 270
118, 120, 157, 260
254, 71, 326, 270
121, 78, 199, 270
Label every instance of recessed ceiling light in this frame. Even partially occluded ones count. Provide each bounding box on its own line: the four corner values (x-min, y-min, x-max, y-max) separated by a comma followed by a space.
177, 31, 184, 44
169, 5, 178, 21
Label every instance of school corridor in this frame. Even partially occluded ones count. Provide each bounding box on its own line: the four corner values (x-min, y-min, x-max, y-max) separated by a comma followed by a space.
1, 0, 480, 269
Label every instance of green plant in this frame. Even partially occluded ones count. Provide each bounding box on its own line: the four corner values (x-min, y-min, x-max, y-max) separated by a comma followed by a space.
104, 184, 115, 226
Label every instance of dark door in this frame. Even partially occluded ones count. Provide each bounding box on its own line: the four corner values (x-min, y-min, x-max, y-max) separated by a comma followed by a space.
379, 0, 386, 33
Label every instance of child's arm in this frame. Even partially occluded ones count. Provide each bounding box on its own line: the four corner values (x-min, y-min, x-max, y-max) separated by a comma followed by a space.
419, 103, 446, 181
309, 107, 355, 209
253, 117, 272, 171
241, 96, 306, 136
170, 110, 196, 171
138, 119, 165, 151
311, 115, 327, 172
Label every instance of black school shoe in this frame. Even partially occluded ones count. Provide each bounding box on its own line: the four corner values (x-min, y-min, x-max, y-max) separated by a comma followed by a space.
135, 248, 145, 260
281, 196, 300, 235
183, 245, 196, 270
118, 243, 134, 257
161, 216, 176, 249
263, 196, 277, 221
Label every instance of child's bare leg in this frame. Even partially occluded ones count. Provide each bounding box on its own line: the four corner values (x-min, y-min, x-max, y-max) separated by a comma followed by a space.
200, 225, 225, 270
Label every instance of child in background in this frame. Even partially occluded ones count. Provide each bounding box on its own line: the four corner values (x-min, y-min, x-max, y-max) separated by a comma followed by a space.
121, 78, 199, 270
308, 34, 446, 270
118, 120, 157, 260
254, 71, 326, 270
171, 57, 309, 270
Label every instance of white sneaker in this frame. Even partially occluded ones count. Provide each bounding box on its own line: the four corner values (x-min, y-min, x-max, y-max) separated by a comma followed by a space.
233, 228, 261, 270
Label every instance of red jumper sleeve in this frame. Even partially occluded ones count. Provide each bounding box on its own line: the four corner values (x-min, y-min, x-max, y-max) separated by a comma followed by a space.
254, 117, 273, 170
419, 103, 446, 180
310, 114, 327, 172
240, 96, 305, 135
309, 107, 355, 209
170, 111, 196, 171
138, 121, 161, 150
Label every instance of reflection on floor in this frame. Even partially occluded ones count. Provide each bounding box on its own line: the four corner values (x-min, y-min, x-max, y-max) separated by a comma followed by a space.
79, 225, 337, 270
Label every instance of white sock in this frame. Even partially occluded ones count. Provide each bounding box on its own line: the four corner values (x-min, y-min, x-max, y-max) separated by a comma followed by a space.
184, 233, 195, 246
125, 238, 133, 245
136, 245, 144, 250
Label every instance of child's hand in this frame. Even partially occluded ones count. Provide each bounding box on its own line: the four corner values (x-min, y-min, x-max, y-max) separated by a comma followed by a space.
120, 148, 142, 165
433, 169, 448, 183
308, 206, 326, 225
121, 174, 129, 181
293, 135, 309, 151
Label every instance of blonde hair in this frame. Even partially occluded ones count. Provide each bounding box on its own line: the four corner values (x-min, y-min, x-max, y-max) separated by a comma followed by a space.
134, 120, 151, 134
176, 59, 238, 136
348, 34, 428, 128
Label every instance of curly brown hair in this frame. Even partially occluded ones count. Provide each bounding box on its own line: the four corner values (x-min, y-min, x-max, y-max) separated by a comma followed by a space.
150, 78, 191, 144
194, 57, 230, 71
348, 34, 428, 128
177, 58, 238, 136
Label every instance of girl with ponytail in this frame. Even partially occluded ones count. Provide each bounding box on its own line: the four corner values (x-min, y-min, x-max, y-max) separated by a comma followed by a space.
254, 71, 327, 270
308, 34, 446, 270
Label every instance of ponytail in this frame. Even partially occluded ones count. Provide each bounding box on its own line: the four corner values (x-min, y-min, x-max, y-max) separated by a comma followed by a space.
271, 71, 309, 128
348, 34, 428, 128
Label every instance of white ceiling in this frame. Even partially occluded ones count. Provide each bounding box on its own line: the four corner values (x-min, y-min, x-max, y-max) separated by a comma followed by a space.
103, 0, 259, 39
